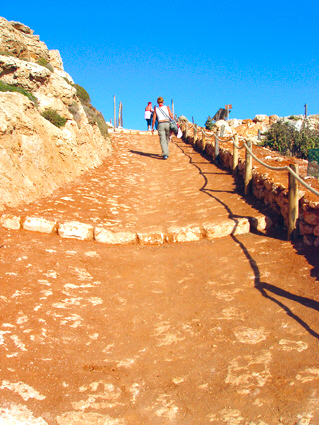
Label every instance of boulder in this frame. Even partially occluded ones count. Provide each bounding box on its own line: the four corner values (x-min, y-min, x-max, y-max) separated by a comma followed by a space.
303, 210, 319, 226
58, 221, 94, 240
253, 115, 270, 124
214, 120, 232, 135
303, 234, 315, 246
306, 115, 319, 130
251, 215, 273, 231
246, 123, 266, 138
178, 115, 188, 123
269, 115, 279, 124
137, 230, 165, 245
0, 214, 21, 229
203, 218, 250, 239
23, 216, 58, 233
227, 119, 242, 127
165, 226, 203, 243
94, 228, 137, 244
9, 21, 34, 35
299, 222, 315, 235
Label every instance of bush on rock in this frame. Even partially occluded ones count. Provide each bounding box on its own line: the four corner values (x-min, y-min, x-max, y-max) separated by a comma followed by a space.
0, 79, 38, 105
41, 108, 67, 128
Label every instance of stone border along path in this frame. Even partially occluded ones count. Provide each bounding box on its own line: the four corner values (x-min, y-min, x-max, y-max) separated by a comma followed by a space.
0, 132, 274, 245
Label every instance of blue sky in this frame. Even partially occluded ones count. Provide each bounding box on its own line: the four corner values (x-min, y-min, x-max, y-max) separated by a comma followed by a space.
2, 0, 319, 130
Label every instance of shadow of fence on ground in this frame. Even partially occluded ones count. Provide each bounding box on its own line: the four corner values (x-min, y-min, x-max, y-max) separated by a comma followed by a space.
173, 137, 319, 341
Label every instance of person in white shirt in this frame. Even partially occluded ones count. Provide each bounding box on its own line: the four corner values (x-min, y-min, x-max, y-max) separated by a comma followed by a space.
144, 102, 154, 131
152, 97, 173, 160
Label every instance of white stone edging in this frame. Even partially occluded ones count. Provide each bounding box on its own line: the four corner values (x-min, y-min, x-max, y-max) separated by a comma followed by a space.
0, 214, 271, 245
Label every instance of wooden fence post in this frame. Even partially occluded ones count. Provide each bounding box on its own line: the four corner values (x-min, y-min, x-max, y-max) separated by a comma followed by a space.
244, 139, 252, 195
214, 134, 219, 164
193, 124, 198, 147
288, 164, 299, 240
113, 95, 116, 131
118, 101, 122, 128
233, 134, 238, 174
184, 124, 188, 143
202, 131, 206, 151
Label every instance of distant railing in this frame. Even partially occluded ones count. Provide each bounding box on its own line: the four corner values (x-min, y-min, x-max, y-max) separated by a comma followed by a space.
181, 122, 319, 241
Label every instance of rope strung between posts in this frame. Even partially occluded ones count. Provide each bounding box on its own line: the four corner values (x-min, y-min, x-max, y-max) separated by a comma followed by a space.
243, 140, 319, 197
242, 141, 287, 171
231, 136, 246, 150
183, 122, 319, 198
194, 124, 239, 145
288, 166, 319, 197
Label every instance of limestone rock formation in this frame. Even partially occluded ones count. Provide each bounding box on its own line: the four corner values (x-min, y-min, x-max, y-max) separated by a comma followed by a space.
0, 18, 50, 62
205, 113, 319, 144
0, 17, 111, 210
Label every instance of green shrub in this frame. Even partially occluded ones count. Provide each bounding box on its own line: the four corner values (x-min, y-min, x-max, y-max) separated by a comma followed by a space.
0, 80, 38, 105
0, 50, 14, 57
37, 57, 47, 66
83, 104, 96, 125
71, 82, 108, 137
82, 104, 109, 138
63, 77, 73, 85
41, 108, 67, 128
36, 57, 54, 72
288, 115, 300, 121
96, 112, 109, 138
205, 116, 214, 130
262, 120, 319, 159
68, 102, 81, 126
73, 83, 90, 103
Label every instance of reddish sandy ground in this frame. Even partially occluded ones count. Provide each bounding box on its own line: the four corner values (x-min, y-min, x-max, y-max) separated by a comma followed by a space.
0, 133, 318, 424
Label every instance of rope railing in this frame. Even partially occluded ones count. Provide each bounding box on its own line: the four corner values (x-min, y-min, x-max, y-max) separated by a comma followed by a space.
242, 140, 319, 197
180, 120, 319, 240
242, 141, 287, 171
232, 136, 251, 150
185, 121, 319, 196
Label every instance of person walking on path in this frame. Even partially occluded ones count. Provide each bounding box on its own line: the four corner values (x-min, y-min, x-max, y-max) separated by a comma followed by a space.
144, 102, 154, 131
152, 97, 174, 160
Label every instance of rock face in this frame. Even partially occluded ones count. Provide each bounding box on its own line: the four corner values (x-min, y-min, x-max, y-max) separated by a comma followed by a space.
0, 17, 111, 210
0, 18, 50, 62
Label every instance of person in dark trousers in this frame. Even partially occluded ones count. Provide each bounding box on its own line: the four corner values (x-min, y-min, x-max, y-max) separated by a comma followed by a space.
152, 97, 173, 159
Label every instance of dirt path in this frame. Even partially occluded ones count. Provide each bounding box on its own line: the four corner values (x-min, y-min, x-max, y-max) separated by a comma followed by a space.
3, 133, 271, 235
0, 133, 318, 424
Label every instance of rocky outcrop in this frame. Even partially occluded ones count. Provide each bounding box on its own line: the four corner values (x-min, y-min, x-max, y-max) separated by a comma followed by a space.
0, 92, 110, 207
212, 115, 275, 140
0, 18, 50, 63
181, 113, 319, 145
0, 17, 111, 210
